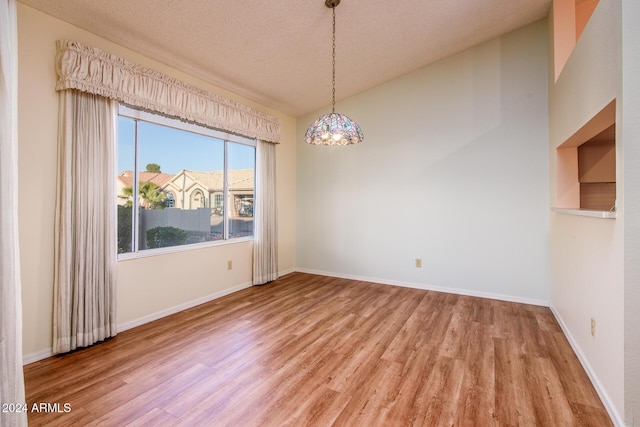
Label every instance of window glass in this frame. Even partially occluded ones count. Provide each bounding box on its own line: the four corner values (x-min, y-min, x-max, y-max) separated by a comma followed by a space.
117, 107, 256, 256
117, 116, 136, 254
228, 142, 256, 238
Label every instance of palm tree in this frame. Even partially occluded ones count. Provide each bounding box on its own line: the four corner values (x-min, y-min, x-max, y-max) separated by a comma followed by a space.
118, 186, 134, 208
120, 181, 166, 209
139, 181, 166, 209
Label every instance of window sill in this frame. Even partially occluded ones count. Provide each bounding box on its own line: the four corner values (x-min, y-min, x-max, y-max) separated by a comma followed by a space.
118, 236, 253, 261
551, 207, 617, 219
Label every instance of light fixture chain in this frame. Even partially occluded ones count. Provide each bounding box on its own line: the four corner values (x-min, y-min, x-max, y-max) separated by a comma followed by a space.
332, 6, 336, 114
305, 0, 363, 146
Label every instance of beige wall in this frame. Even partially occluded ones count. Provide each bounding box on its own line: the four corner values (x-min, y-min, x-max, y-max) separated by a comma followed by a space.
296, 21, 550, 304
17, 4, 296, 359
548, 0, 624, 423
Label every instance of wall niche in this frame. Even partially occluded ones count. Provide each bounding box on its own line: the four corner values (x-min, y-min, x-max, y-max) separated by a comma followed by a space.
578, 125, 615, 210
556, 100, 616, 213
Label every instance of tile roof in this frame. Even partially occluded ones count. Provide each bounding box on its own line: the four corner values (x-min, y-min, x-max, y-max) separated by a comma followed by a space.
118, 171, 174, 187
119, 169, 254, 192
167, 170, 254, 191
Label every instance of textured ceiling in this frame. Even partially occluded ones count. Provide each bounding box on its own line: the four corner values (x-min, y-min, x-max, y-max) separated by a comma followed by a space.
19, 0, 551, 117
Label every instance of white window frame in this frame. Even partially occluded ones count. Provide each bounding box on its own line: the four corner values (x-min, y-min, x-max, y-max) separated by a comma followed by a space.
118, 105, 256, 260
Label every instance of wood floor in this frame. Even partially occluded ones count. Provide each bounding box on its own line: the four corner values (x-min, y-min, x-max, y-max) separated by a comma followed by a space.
24, 272, 612, 426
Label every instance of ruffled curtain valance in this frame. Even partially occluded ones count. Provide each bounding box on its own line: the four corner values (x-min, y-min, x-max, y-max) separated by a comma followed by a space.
54, 40, 280, 143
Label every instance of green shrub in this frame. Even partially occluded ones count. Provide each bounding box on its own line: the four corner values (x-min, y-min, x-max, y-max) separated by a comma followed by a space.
117, 205, 132, 253
146, 226, 188, 249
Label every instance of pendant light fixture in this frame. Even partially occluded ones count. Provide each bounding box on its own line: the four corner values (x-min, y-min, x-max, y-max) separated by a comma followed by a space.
305, 0, 364, 146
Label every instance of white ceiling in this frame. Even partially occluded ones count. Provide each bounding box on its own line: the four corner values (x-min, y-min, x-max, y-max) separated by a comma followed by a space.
19, 0, 551, 117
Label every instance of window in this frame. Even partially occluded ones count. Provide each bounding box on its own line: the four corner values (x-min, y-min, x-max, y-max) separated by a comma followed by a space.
214, 194, 223, 210
165, 192, 175, 208
190, 189, 205, 209
117, 105, 256, 256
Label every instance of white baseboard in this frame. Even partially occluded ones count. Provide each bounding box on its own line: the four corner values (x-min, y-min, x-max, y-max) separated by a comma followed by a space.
550, 306, 625, 427
277, 268, 296, 277
296, 268, 625, 424
23, 280, 255, 365
119, 267, 298, 332
118, 280, 253, 332
21, 269, 624, 427
22, 349, 54, 365
295, 268, 549, 307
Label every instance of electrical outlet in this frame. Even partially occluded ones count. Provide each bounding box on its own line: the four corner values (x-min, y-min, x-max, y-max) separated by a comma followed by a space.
415, 258, 422, 268
591, 317, 596, 337
227, 260, 233, 270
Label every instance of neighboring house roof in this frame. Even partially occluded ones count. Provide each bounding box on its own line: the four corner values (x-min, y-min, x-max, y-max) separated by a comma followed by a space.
118, 171, 174, 188
228, 170, 254, 191
181, 170, 223, 192
118, 169, 254, 195
163, 169, 254, 193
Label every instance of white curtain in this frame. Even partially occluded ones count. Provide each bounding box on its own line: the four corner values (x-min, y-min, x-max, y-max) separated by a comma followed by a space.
253, 140, 278, 285
53, 90, 118, 353
55, 40, 281, 144
0, 0, 27, 425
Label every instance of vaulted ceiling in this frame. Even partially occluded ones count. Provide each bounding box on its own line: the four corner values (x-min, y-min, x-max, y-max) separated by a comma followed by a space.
19, 0, 551, 117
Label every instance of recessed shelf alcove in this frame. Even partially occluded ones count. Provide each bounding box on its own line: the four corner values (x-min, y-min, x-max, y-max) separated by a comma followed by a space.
556, 100, 616, 217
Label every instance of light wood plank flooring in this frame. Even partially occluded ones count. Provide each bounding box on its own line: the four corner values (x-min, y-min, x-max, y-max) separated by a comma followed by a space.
24, 272, 612, 426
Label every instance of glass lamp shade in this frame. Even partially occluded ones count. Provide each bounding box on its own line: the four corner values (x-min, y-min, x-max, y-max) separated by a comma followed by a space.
305, 112, 364, 146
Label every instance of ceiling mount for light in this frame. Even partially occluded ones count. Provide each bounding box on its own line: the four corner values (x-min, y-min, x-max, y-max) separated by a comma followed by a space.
305, 0, 364, 146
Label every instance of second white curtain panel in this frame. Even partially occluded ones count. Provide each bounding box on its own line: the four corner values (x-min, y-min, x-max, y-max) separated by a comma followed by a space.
53, 90, 118, 353
252, 140, 278, 285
